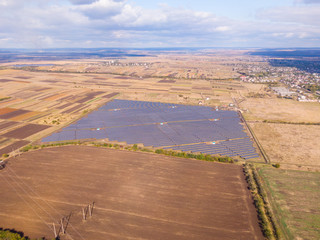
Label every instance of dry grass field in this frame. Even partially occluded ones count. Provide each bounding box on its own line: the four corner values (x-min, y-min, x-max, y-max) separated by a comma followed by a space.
241, 97, 320, 122
251, 123, 320, 170
39, 55, 240, 80
234, 82, 320, 170
237, 83, 320, 123
0, 146, 263, 240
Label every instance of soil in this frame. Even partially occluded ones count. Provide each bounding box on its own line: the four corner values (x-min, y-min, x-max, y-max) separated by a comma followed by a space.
0, 146, 263, 240
1, 124, 50, 139
0, 121, 18, 131
0, 109, 31, 120
0, 140, 29, 155
0, 108, 17, 116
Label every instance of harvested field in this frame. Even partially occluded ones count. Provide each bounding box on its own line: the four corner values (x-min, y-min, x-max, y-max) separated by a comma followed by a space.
0, 109, 30, 120
9, 111, 40, 121
76, 96, 95, 104
76, 91, 105, 104
103, 92, 120, 98
0, 138, 9, 145
26, 113, 50, 122
58, 95, 77, 102
114, 76, 131, 79
14, 76, 32, 79
147, 88, 167, 92
33, 87, 51, 92
20, 100, 51, 111
0, 121, 18, 131
56, 102, 74, 110
158, 79, 176, 83
0, 79, 12, 83
0, 146, 263, 240
13, 80, 30, 83
38, 93, 57, 101
1, 123, 50, 139
192, 87, 212, 91
170, 88, 190, 92
0, 108, 17, 115
11, 91, 42, 99
62, 104, 85, 114
97, 83, 115, 86
0, 140, 29, 155
73, 105, 89, 114
0, 99, 24, 107
41, 80, 58, 83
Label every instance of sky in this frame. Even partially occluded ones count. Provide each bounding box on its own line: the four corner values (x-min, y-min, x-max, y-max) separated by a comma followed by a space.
0, 0, 320, 48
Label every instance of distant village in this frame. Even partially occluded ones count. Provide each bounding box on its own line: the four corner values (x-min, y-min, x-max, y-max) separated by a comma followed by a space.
230, 59, 320, 102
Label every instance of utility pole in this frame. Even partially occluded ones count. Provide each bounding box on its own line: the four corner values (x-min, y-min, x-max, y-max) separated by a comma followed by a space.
53, 223, 58, 239
82, 202, 95, 220
52, 212, 72, 239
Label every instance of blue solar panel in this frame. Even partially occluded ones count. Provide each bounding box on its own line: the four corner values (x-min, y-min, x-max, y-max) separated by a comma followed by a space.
42, 99, 259, 160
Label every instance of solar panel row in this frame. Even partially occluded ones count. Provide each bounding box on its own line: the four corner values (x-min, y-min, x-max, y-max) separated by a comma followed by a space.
164, 138, 258, 159
63, 107, 240, 130
42, 99, 259, 160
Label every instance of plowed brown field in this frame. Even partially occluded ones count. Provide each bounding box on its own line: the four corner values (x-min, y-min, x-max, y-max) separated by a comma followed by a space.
1, 123, 50, 139
0, 107, 17, 115
0, 109, 30, 120
9, 111, 40, 121
0, 146, 263, 240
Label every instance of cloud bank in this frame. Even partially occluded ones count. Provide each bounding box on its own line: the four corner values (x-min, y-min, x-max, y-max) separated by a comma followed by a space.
0, 0, 319, 48
302, 0, 320, 4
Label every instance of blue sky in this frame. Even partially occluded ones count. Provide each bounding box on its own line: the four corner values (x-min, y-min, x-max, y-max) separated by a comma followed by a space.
0, 0, 320, 48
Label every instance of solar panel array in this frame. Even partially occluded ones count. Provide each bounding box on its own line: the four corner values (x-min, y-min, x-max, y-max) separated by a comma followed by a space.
42, 99, 259, 159
163, 138, 259, 159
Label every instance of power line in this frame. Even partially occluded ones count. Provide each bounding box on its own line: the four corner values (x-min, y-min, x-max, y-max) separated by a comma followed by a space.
0, 174, 54, 232
4, 165, 86, 240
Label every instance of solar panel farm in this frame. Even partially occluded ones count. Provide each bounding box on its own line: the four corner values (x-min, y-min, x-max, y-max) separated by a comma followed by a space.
42, 99, 259, 160
0, 49, 319, 240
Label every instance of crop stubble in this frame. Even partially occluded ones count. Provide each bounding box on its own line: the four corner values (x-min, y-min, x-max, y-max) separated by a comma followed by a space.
0, 146, 263, 240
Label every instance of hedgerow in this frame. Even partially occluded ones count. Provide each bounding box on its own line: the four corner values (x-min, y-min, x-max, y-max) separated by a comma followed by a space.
243, 163, 282, 240
20, 141, 235, 164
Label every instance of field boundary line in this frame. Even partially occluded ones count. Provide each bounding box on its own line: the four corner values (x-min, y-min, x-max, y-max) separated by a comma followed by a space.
247, 120, 320, 126
238, 111, 270, 164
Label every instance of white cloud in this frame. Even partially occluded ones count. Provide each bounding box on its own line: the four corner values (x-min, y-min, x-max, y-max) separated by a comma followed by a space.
69, 0, 98, 5
0, 0, 320, 48
257, 6, 320, 26
74, 0, 125, 19
215, 26, 231, 32
302, 0, 320, 3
